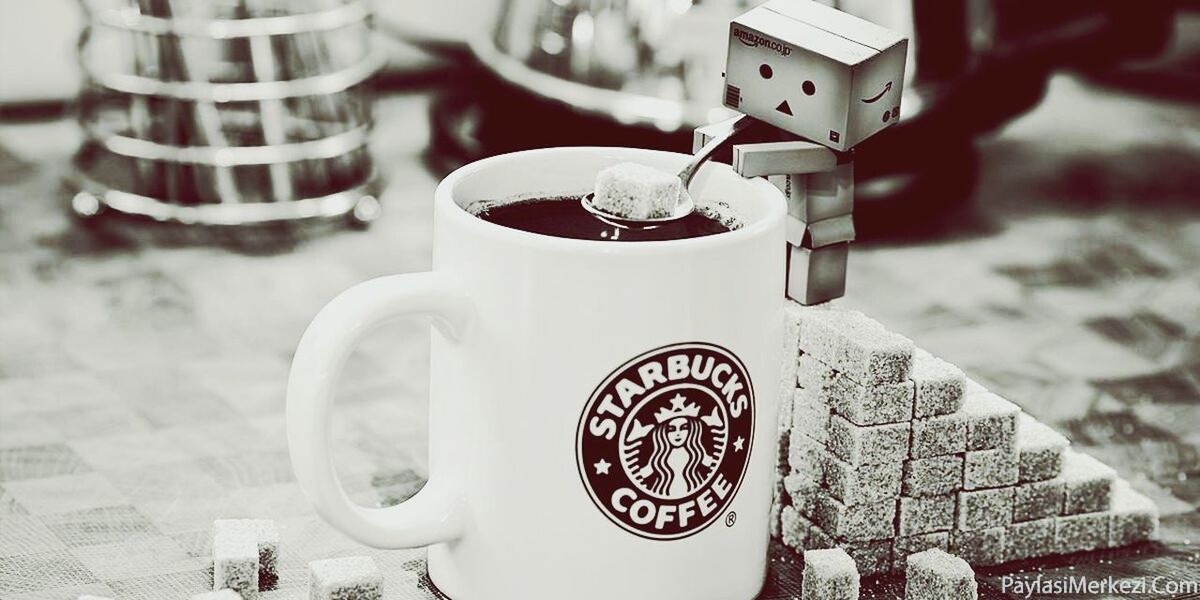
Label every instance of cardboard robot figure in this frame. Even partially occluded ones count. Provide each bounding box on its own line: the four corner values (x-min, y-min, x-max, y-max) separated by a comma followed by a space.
696, 0, 908, 305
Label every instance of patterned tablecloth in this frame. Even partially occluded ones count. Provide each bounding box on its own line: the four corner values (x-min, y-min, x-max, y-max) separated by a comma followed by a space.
0, 76, 1198, 599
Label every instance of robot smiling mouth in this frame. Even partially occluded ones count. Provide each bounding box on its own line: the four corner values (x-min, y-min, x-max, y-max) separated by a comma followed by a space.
860, 81, 892, 104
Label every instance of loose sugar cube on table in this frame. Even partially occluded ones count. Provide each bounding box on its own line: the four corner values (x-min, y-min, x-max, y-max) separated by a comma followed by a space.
796, 309, 914, 385
1015, 414, 1068, 483
893, 532, 949, 572
911, 349, 965, 418
801, 548, 859, 600
1056, 512, 1110, 553
843, 539, 893, 577
903, 455, 963, 497
822, 451, 902, 506
213, 532, 258, 598
309, 556, 383, 600
215, 519, 278, 590
811, 491, 897, 541
792, 387, 831, 444
1004, 518, 1056, 562
960, 391, 1019, 451
827, 415, 910, 466
1109, 480, 1159, 547
591, 162, 680, 220
1013, 478, 1065, 522
899, 495, 955, 536
957, 487, 1013, 531
963, 448, 1018, 490
950, 527, 1006, 567
1061, 449, 1115, 515
910, 413, 966, 459
905, 548, 977, 600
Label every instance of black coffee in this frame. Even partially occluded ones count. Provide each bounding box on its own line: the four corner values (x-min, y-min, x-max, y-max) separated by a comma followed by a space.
476, 195, 733, 242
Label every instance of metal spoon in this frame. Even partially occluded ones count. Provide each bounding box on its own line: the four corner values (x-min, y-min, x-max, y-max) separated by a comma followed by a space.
583, 114, 758, 224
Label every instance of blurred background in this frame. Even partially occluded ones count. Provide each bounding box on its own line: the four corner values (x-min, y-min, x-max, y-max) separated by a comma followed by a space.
0, 1, 1198, 597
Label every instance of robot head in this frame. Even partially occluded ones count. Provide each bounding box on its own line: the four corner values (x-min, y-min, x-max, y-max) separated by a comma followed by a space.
724, 0, 907, 152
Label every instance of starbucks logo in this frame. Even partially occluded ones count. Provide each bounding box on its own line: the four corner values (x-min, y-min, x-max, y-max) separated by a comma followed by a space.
576, 342, 754, 540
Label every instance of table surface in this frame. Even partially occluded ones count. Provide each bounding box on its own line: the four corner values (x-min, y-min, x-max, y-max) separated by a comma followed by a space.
0, 75, 1198, 599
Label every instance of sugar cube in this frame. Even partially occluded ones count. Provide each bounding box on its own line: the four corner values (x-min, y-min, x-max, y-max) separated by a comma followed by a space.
843, 539, 893, 577
827, 374, 914, 426
827, 415, 910, 466
903, 455, 963, 497
769, 483, 785, 538
892, 532, 949, 572
778, 384, 795, 439
1012, 478, 1065, 523
591, 162, 680, 220
898, 495, 955, 536
950, 527, 1006, 567
957, 488, 1013, 531
792, 387, 831, 444
905, 548, 977, 600
806, 515, 836, 549
811, 491, 897, 541
215, 519, 278, 590
213, 532, 258, 598
801, 548, 859, 600
308, 556, 383, 600
909, 413, 966, 459
1004, 518, 1056, 562
1060, 450, 1115, 515
960, 391, 1019, 451
963, 448, 1018, 490
911, 349, 965, 418
784, 472, 820, 516
1056, 512, 1109, 554
796, 352, 837, 391
1109, 480, 1159, 547
796, 309, 914, 385
190, 591, 243, 600
822, 451, 902, 506
781, 505, 806, 550
1015, 414, 1068, 483
788, 428, 824, 482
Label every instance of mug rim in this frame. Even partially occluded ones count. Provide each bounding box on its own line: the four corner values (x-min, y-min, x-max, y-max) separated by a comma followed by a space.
434, 146, 785, 255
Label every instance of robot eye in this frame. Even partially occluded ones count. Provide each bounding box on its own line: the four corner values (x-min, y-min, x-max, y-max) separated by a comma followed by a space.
759, 64, 773, 79
802, 80, 816, 96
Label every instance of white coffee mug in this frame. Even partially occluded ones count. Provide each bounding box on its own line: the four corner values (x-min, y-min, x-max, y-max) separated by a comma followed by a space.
287, 147, 786, 600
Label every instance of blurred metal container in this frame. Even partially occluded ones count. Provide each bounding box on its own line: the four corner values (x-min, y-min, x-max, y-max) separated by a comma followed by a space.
471, 0, 915, 132
71, 0, 384, 227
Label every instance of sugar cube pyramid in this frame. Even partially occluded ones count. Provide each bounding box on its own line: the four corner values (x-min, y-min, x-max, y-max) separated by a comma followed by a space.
773, 304, 1159, 574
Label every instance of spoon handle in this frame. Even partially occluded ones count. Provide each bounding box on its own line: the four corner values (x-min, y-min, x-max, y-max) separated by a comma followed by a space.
678, 115, 759, 188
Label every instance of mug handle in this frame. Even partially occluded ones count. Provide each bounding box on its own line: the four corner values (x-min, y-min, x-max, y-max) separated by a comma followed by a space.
287, 272, 471, 548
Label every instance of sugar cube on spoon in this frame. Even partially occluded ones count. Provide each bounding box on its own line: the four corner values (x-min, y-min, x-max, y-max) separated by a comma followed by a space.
591, 162, 682, 220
